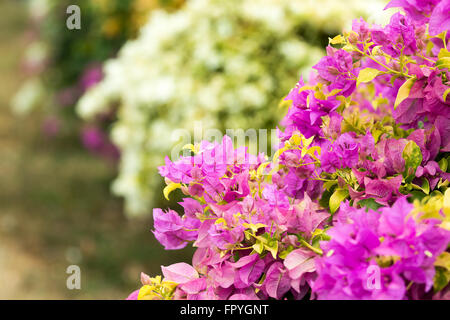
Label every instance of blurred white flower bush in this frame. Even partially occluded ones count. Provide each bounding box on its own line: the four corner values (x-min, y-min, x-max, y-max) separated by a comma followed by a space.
77, 0, 389, 216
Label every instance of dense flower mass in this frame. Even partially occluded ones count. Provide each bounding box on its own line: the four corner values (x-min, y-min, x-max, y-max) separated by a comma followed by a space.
313, 197, 449, 299
128, 0, 450, 300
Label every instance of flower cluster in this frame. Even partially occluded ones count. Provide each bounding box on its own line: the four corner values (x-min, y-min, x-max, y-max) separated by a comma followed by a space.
128, 0, 450, 300
127, 136, 327, 300
313, 197, 449, 299
76, 0, 388, 215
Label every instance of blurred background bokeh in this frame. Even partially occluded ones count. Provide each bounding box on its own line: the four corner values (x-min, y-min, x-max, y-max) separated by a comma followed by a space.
1, 0, 390, 298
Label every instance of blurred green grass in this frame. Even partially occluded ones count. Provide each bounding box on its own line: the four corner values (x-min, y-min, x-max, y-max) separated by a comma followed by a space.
0, 0, 193, 299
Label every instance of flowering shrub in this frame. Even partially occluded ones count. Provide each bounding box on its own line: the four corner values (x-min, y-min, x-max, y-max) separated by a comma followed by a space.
11, 0, 183, 160
128, 0, 450, 300
76, 0, 388, 215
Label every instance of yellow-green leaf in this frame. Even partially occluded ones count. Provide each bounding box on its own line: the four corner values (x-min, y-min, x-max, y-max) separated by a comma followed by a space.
242, 222, 267, 233
256, 161, 271, 177
329, 34, 346, 45
438, 157, 448, 172
252, 241, 264, 254
305, 146, 321, 159
289, 134, 302, 146
272, 144, 289, 163
371, 45, 382, 56
182, 143, 196, 153
297, 85, 316, 94
278, 97, 291, 109
265, 240, 278, 259
438, 48, 450, 59
357, 68, 381, 87
444, 188, 450, 216
342, 43, 355, 52
326, 88, 342, 98
394, 76, 416, 109
402, 140, 422, 182
163, 182, 181, 200
434, 267, 450, 292
435, 252, 450, 270
421, 178, 430, 195
443, 87, 450, 102
302, 135, 314, 148
329, 188, 349, 214
436, 57, 450, 70
323, 180, 337, 191
278, 245, 294, 259
215, 218, 227, 227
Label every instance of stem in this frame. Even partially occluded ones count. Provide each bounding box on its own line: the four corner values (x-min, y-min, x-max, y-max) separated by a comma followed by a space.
182, 228, 199, 232
406, 281, 414, 291
297, 161, 319, 167
300, 239, 323, 255
354, 46, 413, 79
310, 170, 332, 182
232, 246, 253, 251
443, 31, 448, 50
417, 53, 436, 64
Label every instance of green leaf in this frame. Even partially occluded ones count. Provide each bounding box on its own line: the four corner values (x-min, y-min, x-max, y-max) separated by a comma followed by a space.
390, 74, 400, 86
323, 180, 337, 192
394, 77, 416, 109
434, 267, 450, 292
311, 229, 331, 247
163, 182, 181, 200
329, 188, 349, 214
279, 245, 294, 260
435, 252, 450, 270
410, 178, 430, 195
409, 190, 427, 202
265, 239, 279, 259
319, 189, 333, 210
357, 68, 381, 87
253, 233, 279, 259
421, 178, 430, 195
438, 157, 448, 172
357, 198, 384, 211
402, 140, 422, 182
